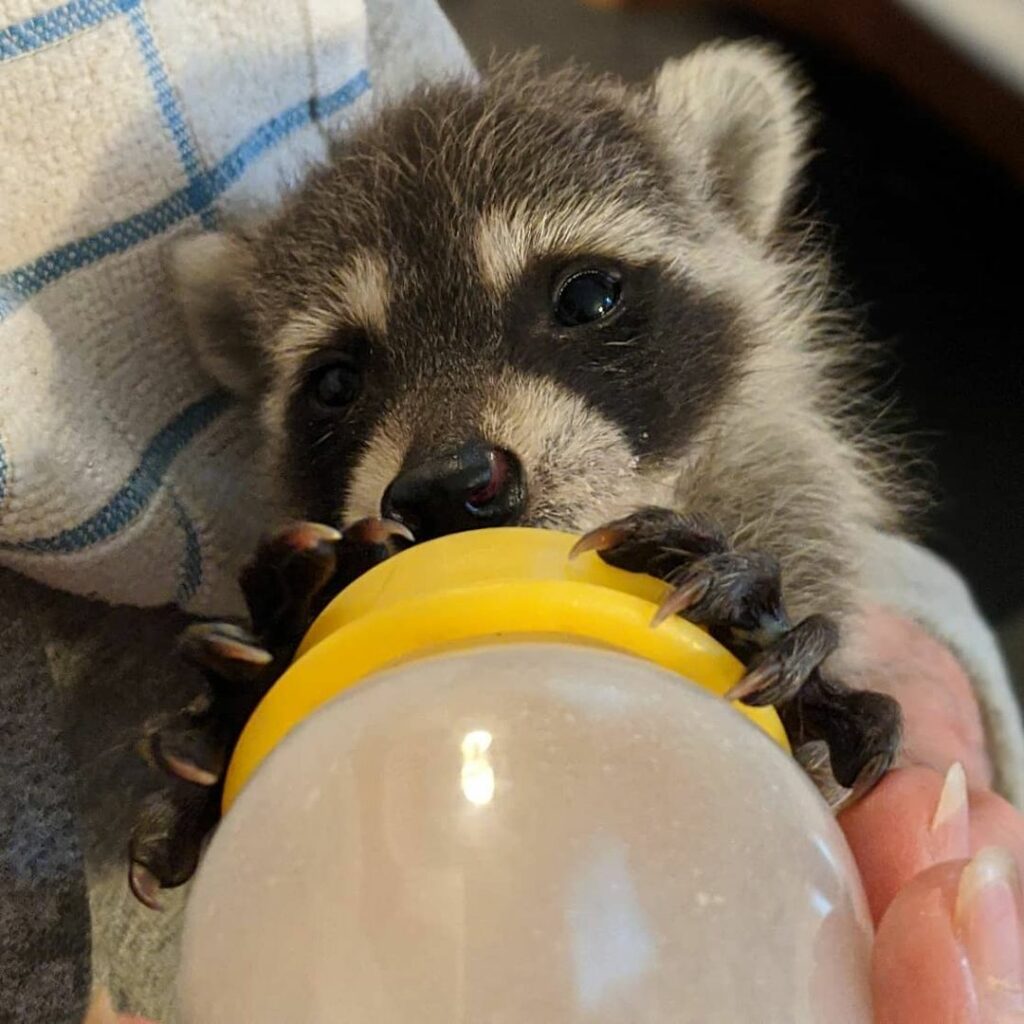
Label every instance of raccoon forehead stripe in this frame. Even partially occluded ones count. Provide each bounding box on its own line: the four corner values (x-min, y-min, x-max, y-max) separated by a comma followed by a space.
260, 307, 339, 457
261, 249, 390, 441
270, 249, 390, 374
474, 200, 679, 294
324, 249, 390, 335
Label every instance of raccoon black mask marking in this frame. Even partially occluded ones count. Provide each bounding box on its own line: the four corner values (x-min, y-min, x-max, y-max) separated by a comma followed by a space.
172, 43, 907, 622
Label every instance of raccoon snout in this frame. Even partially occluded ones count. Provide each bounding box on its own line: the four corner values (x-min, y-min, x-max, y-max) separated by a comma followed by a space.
380, 442, 526, 540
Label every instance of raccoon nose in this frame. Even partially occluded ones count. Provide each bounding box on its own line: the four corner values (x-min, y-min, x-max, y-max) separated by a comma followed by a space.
381, 443, 525, 540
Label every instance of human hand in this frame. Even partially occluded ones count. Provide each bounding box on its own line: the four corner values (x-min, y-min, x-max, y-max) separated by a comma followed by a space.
839, 607, 1024, 1022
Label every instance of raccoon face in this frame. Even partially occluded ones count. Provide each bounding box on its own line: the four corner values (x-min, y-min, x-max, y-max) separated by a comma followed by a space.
173, 43, 811, 538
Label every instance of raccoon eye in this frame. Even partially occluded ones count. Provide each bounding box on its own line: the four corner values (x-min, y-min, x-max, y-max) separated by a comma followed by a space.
307, 361, 362, 411
553, 268, 622, 326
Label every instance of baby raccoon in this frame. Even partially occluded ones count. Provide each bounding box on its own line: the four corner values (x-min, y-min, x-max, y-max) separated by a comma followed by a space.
129, 42, 906, 907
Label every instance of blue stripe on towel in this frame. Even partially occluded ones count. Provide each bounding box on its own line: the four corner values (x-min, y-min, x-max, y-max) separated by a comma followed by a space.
170, 491, 203, 604
0, 0, 138, 62
126, 3, 205, 183
0, 391, 230, 553
310, 71, 373, 121
0, 189, 195, 315
0, 68, 371, 321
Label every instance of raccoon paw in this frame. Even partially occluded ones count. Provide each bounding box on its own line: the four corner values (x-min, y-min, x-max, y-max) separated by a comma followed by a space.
128, 517, 411, 908
573, 507, 902, 809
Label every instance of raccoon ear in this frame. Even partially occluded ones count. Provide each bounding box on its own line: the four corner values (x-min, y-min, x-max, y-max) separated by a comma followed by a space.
170, 232, 264, 397
651, 42, 810, 240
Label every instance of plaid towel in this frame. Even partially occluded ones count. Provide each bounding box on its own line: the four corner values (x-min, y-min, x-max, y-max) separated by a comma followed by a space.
0, 0, 371, 615
0, 4, 473, 1017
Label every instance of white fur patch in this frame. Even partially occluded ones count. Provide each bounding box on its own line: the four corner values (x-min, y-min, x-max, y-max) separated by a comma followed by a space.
479, 371, 676, 529
268, 248, 388, 373
474, 200, 679, 295
170, 231, 260, 395
652, 42, 809, 240
260, 249, 389, 458
260, 309, 333, 456
324, 249, 390, 335
341, 410, 412, 523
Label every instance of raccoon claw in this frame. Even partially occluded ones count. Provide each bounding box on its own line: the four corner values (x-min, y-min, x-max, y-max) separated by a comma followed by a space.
797, 743, 895, 812
129, 673, 271, 909
283, 521, 343, 546
326, 517, 414, 594
724, 614, 839, 706
129, 517, 410, 907
652, 551, 784, 636
129, 860, 165, 912
129, 782, 219, 901
794, 741, 848, 809
780, 679, 902, 791
650, 573, 711, 626
240, 521, 344, 642
576, 507, 728, 577
240, 517, 412, 645
129, 706, 231, 907
576, 509, 901, 808
142, 727, 225, 787
570, 524, 629, 560
179, 622, 273, 680
848, 752, 893, 806
345, 516, 415, 546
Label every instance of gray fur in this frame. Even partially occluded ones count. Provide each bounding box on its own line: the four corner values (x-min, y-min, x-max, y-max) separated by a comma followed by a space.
173, 42, 910, 625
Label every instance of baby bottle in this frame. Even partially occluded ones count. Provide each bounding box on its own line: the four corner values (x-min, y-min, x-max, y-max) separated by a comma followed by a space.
177, 527, 874, 1023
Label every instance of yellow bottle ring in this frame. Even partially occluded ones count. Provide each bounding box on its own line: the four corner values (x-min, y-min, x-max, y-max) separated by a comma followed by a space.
223, 527, 789, 811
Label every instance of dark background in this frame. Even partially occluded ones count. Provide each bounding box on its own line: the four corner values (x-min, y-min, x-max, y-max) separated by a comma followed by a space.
441, 0, 1024, 673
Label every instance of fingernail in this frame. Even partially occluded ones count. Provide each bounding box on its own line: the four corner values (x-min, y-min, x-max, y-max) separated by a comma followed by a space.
932, 762, 967, 831
930, 761, 970, 862
956, 847, 1024, 1005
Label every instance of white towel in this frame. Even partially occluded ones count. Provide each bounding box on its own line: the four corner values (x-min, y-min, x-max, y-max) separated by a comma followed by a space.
0, 0, 371, 615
